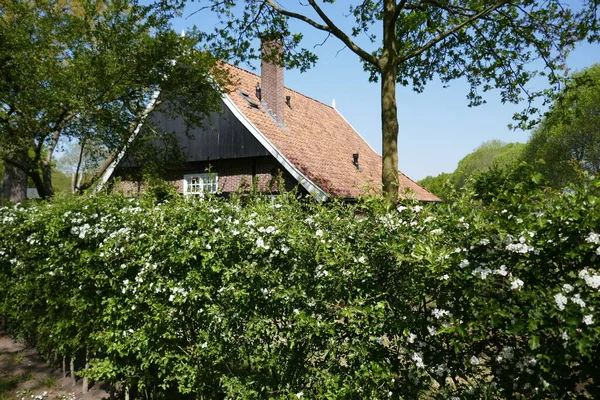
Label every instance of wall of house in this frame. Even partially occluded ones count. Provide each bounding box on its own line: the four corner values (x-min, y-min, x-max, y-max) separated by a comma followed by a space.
148, 102, 272, 162
113, 155, 304, 197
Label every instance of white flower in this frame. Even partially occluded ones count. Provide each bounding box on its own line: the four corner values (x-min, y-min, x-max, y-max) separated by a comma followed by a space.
256, 237, 269, 250
583, 314, 594, 325
201, 342, 208, 348
357, 256, 366, 264
472, 267, 492, 280
315, 265, 329, 278
432, 308, 451, 319
498, 346, 514, 361
427, 326, 437, 336
407, 332, 417, 344
315, 229, 324, 237
478, 238, 490, 246
571, 294, 586, 308
495, 265, 509, 276
412, 352, 425, 368
561, 331, 570, 341
440, 274, 450, 281
412, 205, 423, 213
506, 243, 535, 254
554, 293, 568, 310
470, 356, 480, 366
433, 364, 449, 377
579, 269, 600, 289
296, 392, 303, 399
459, 259, 470, 268
510, 278, 524, 290
562, 284, 574, 293
430, 228, 443, 235
597, 247, 600, 256
585, 232, 600, 244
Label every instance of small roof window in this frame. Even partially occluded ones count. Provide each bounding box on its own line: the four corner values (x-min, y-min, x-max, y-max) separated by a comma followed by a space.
239, 90, 260, 108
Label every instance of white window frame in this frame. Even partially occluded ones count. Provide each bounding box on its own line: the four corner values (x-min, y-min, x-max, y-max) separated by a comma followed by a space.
183, 173, 219, 196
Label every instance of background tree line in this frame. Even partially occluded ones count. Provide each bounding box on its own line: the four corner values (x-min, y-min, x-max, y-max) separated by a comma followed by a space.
419, 64, 600, 200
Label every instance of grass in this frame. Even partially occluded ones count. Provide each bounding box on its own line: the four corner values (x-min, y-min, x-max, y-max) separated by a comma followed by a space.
4, 352, 25, 368
38, 375, 58, 389
0, 372, 33, 398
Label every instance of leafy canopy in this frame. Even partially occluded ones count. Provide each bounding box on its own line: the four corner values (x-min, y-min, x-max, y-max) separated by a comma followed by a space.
0, 0, 224, 199
419, 140, 525, 199
523, 63, 600, 188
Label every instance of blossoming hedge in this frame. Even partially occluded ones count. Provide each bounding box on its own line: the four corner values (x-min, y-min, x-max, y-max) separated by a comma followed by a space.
1, 175, 599, 399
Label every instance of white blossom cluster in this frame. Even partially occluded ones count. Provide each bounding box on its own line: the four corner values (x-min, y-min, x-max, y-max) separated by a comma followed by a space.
585, 232, 599, 245
579, 268, 600, 289
432, 308, 452, 319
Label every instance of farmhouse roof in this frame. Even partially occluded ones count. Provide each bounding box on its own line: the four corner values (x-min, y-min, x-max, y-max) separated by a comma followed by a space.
221, 63, 439, 201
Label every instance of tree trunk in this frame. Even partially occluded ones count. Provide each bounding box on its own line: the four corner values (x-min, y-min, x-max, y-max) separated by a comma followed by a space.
41, 160, 54, 198
381, 0, 400, 204
70, 357, 76, 386
1, 161, 27, 203
82, 349, 89, 393
29, 171, 50, 200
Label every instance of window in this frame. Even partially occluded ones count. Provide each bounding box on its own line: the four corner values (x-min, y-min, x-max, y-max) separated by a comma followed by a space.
183, 173, 218, 196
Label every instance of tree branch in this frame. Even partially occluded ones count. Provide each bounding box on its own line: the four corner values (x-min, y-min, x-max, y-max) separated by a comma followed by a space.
264, 0, 379, 67
2, 157, 29, 174
45, 108, 73, 165
399, 0, 509, 62
395, 0, 407, 21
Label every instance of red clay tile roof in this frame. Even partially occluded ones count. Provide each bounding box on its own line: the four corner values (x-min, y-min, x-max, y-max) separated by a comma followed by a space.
222, 64, 440, 202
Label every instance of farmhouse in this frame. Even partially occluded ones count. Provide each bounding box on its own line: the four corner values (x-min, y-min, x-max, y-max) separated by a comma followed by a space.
100, 43, 439, 202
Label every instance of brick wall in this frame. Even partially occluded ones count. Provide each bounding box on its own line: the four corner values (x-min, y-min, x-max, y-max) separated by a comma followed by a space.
113, 155, 303, 196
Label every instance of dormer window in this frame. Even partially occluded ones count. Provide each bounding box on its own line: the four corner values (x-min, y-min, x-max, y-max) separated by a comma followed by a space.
183, 173, 218, 196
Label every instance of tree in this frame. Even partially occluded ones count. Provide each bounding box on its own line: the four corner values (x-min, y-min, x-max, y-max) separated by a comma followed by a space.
454, 140, 525, 188
0, 0, 224, 200
196, 0, 598, 203
523, 64, 600, 188
419, 140, 525, 199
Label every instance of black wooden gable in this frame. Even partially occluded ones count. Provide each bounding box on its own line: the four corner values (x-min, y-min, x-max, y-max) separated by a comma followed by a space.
150, 101, 270, 162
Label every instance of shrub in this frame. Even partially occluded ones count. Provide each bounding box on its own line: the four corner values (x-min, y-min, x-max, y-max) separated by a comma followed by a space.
1, 174, 599, 399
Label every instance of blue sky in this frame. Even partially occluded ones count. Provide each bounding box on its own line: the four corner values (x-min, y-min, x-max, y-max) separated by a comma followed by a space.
174, 2, 600, 181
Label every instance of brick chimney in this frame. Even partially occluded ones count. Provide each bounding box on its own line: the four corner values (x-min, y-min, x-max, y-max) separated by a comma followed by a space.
261, 38, 285, 125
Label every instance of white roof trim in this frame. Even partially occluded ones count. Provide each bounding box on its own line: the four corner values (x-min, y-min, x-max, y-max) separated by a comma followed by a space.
95, 86, 328, 202
95, 88, 162, 192
333, 105, 380, 157
221, 93, 328, 202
